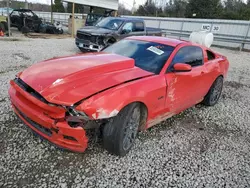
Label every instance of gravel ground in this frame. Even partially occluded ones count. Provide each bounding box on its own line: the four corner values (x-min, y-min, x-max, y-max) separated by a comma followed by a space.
0, 37, 250, 188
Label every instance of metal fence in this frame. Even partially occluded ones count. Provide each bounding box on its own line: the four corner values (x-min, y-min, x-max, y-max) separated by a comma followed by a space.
34, 11, 250, 50
125, 16, 250, 50
34, 11, 86, 26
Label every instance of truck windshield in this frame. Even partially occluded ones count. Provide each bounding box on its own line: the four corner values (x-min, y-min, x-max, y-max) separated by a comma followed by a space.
102, 39, 175, 74
95, 17, 123, 30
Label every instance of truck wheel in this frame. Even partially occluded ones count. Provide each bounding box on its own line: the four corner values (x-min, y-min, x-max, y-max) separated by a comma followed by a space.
21, 26, 29, 34
18, 25, 22, 31
59, 29, 63, 34
203, 76, 223, 106
103, 103, 141, 156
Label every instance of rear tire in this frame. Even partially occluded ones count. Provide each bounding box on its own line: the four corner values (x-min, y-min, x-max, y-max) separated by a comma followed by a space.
203, 76, 224, 106
103, 103, 141, 156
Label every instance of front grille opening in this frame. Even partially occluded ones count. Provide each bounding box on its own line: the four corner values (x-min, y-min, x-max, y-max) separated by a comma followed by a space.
14, 105, 52, 137
14, 78, 48, 104
63, 135, 78, 142
76, 32, 96, 43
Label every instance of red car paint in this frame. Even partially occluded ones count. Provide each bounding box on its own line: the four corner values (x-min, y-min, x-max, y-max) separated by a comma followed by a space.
9, 36, 229, 153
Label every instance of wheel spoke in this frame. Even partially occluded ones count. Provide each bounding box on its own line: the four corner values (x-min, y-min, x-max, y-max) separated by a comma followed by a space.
210, 78, 223, 103
122, 106, 140, 151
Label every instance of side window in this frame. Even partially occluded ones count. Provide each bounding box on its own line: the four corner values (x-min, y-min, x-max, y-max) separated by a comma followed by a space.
133, 22, 144, 32
172, 46, 203, 67
11, 11, 19, 16
206, 50, 215, 60
122, 22, 133, 33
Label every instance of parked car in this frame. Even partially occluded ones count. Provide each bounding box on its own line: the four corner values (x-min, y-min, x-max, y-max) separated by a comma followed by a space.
9, 9, 63, 34
75, 17, 163, 52
10, 9, 42, 32
9, 36, 229, 156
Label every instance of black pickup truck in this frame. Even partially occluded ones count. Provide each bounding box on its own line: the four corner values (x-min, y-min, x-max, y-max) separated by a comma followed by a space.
75, 17, 163, 52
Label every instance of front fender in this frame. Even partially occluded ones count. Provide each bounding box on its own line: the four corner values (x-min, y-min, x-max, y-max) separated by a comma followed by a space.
75, 75, 166, 120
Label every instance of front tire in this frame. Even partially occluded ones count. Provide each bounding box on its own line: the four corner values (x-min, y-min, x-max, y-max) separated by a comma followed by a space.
103, 103, 141, 156
203, 76, 224, 106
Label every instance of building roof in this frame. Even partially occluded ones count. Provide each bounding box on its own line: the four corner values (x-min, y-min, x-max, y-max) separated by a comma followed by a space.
63, 0, 118, 10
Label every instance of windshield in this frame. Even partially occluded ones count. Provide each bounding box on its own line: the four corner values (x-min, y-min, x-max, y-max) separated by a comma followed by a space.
95, 17, 123, 30
102, 39, 175, 74
20, 11, 35, 17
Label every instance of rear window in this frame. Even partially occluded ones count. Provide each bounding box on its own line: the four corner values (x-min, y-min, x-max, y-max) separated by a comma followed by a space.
207, 50, 215, 60
102, 39, 175, 74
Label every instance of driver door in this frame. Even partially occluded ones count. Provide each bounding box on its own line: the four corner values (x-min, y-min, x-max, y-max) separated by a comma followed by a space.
164, 46, 206, 113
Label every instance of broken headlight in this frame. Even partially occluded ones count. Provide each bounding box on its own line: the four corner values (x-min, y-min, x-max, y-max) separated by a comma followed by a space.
63, 106, 89, 128
66, 106, 89, 121
97, 36, 105, 45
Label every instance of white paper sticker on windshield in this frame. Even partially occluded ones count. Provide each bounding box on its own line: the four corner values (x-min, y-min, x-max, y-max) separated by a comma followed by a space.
147, 46, 164, 55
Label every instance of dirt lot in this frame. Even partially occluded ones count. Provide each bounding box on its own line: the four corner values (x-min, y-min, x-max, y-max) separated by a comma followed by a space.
0, 37, 250, 188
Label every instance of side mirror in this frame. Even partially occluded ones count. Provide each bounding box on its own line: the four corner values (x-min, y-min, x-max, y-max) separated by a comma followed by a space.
173, 63, 192, 72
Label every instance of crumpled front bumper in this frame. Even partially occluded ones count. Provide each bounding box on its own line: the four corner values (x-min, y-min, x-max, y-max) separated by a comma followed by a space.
75, 37, 103, 52
9, 80, 88, 153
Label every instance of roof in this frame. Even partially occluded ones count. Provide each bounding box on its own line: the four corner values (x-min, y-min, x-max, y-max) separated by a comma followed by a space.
63, 0, 118, 10
127, 36, 188, 47
105, 17, 144, 22
13, 9, 33, 12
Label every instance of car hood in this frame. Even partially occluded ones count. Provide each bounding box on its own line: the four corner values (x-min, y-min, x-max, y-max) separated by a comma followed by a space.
77, 26, 114, 35
19, 53, 153, 106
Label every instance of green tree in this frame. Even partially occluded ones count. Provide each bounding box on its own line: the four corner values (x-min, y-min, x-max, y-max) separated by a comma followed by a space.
164, 0, 187, 17
221, 0, 250, 20
52, 0, 64, 12
118, 4, 132, 15
67, 3, 85, 13
185, 0, 223, 18
135, 0, 160, 16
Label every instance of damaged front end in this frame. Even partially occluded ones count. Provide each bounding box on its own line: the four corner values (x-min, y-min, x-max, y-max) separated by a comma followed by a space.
75, 31, 114, 52
8, 78, 103, 153
64, 106, 102, 130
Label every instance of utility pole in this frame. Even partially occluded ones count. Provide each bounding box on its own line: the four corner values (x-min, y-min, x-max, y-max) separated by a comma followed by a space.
7, 0, 11, 36
24, 0, 28, 9
132, 0, 136, 14
72, 2, 75, 37
51, 0, 53, 23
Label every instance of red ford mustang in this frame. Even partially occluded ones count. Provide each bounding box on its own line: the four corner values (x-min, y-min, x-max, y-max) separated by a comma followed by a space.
9, 36, 229, 156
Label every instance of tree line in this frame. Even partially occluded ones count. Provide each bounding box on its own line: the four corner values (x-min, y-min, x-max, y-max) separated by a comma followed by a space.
4, 0, 250, 20
120, 0, 250, 20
